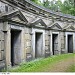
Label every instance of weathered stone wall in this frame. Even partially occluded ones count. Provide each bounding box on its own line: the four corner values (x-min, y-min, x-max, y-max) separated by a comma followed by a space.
60, 32, 65, 54
45, 30, 50, 57
0, 1, 15, 13
0, 0, 75, 70
24, 27, 32, 61
0, 22, 5, 69
0, 2, 6, 13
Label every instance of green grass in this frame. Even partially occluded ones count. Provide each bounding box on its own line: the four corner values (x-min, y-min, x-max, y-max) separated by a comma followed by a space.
8, 53, 74, 72
66, 65, 75, 72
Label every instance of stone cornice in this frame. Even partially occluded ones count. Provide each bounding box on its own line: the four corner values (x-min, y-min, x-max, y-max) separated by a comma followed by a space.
1, 0, 75, 23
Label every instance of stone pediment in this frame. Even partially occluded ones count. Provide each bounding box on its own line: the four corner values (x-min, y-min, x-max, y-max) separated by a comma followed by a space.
48, 23, 62, 30
6, 10, 28, 23
11, 11, 28, 23
63, 25, 75, 31
31, 19, 47, 28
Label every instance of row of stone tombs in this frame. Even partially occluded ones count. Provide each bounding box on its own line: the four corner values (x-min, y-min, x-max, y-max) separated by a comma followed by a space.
0, 10, 74, 67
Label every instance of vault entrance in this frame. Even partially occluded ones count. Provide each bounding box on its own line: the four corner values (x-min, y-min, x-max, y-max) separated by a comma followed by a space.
35, 32, 43, 58
11, 29, 21, 66
68, 35, 73, 53
52, 34, 58, 55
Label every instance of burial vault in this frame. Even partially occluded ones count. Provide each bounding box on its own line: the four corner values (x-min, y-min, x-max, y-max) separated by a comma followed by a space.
0, 0, 75, 70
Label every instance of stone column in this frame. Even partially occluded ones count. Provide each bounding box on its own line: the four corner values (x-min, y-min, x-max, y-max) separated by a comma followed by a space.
73, 33, 75, 53
45, 30, 50, 57
21, 28, 25, 62
58, 32, 61, 55
48, 34, 51, 56
3, 31, 7, 70
3, 22, 11, 70
30, 32, 33, 59
61, 31, 66, 54
50, 30, 53, 55
64, 32, 66, 53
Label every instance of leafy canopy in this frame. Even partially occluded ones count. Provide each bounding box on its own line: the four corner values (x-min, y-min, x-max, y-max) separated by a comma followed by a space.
31, 0, 75, 16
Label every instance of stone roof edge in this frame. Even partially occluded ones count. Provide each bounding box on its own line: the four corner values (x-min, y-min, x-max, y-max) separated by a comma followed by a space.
1, 0, 75, 20
24, 0, 75, 19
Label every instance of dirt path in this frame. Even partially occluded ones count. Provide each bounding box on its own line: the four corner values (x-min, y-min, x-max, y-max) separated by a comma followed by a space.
44, 57, 75, 72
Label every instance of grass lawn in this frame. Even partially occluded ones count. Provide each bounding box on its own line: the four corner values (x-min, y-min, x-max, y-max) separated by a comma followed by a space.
7, 53, 75, 72
66, 65, 75, 72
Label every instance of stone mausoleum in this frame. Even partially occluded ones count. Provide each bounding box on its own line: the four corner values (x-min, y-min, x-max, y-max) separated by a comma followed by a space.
0, 0, 75, 70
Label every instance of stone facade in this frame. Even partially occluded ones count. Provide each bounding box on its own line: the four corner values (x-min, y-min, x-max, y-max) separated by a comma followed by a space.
0, 0, 75, 70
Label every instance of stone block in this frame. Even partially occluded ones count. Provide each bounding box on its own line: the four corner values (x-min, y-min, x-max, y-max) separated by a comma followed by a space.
61, 39, 64, 44
61, 44, 64, 49
45, 35, 49, 41
25, 28, 31, 34
0, 50, 4, 61
26, 41, 31, 47
0, 2, 6, 13
61, 36, 64, 39
0, 31, 2, 40
0, 31, 4, 40
45, 46, 48, 50
0, 41, 1, 50
54, 50, 59, 55
26, 47, 31, 53
1, 41, 4, 50
61, 49, 65, 54
26, 53, 32, 61
0, 23, 3, 30
0, 52, 1, 60
1, 51, 4, 60
25, 34, 31, 40
25, 41, 31, 48
45, 30, 49, 34
0, 34, 1, 40
43, 19, 52, 26
3, 22, 9, 31
45, 50, 50, 57
0, 60, 5, 70
45, 41, 49, 46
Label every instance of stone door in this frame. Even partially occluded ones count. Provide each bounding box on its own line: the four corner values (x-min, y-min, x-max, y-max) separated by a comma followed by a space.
35, 32, 43, 58
11, 29, 21, 66
52, 34, 58, 55
68, 35, 73, 53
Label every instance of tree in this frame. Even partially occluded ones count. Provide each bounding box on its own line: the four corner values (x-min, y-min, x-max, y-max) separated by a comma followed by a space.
31, 0, 75, 16
61, 0, 75, 16
43, 0, 50, 8
30, 0, 43, 6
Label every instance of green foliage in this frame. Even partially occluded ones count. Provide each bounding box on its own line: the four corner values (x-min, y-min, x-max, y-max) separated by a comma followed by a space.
60, 0, 75, 16
43, 0, 50, 8
31, 0, 75, 16
31, 0, 43, 6
8, 53, 74, 72
49, 0, 62, 11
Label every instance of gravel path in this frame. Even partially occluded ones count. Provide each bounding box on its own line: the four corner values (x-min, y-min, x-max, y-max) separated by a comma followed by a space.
44, 56, 75, 72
